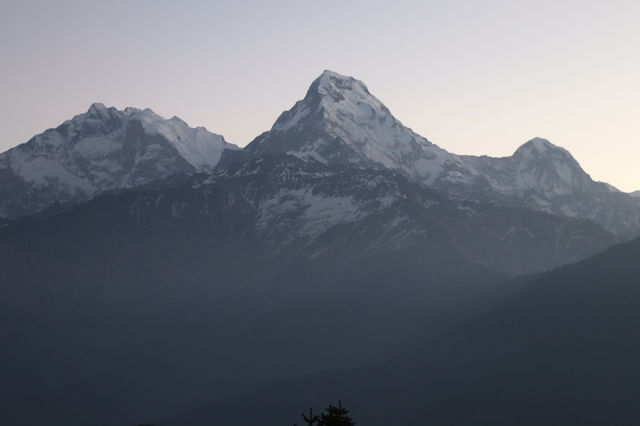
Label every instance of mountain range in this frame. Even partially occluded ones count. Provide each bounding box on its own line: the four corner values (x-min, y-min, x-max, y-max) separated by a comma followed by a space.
247, 70, 640, 236
0, 70, 638, 426
3, 71, 639, 236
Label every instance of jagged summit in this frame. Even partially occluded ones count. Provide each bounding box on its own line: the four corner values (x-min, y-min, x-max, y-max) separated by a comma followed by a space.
82, 103, 172, 123
0, 104, 237, 218
87, 102, 109, 115
249, 70, 453, 181
317, 69, 359, 83
270, 70, 389, 133
65, 104, 239, 169
308, 70, 373, 102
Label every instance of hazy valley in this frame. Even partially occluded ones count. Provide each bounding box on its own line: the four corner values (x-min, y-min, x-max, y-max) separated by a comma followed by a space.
1, 71, 639, 426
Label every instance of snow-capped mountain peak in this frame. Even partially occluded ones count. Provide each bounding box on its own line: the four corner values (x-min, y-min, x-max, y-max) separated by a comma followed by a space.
312, 69, 376, 107
456, 136, 640, 235
514, 137, 569, 159
0, 104, 238, 218
251, 70, 454, 182
58, 103, 240, 171
273, 70, 402, 141
508, 137, 590, 192
271, 70, 383, 132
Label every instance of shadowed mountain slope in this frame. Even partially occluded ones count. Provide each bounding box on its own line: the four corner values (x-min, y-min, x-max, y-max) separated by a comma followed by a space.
169, 235, 640, 426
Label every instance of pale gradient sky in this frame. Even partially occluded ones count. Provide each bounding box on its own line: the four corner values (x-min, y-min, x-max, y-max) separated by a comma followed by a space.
1, 0, 639, 190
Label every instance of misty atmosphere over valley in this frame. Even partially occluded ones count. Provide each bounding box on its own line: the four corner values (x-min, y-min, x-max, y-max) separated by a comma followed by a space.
2, 1, 640, 425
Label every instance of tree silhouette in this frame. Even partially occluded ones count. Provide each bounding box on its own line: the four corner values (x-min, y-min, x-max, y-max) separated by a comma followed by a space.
300, 407, 320, 426
317, 400, 355, 426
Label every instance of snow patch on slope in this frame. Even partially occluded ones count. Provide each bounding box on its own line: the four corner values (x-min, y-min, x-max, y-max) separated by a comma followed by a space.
257, 188, 365, 237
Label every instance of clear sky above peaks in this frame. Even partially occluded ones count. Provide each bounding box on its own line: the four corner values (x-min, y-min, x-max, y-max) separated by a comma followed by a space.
1, 0, 639, 191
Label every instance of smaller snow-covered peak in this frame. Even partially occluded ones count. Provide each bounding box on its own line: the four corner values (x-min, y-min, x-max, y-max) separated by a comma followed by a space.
513, 137, 572, 159
496, 137, 591, 197
512, 138, 580, 169
515, 137, 556, 153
